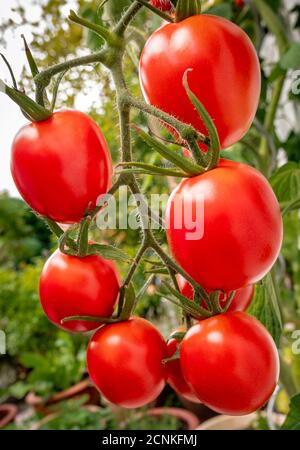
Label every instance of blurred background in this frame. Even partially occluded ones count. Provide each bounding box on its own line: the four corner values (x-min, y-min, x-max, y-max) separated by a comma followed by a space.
0, 0, 299, 430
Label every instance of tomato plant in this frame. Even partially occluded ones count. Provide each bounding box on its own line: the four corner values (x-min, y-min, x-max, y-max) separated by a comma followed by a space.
39, 249, 120, 332
139, 14, 260, 149
166, 159, 283, 291
11, 110, 112, 224
2, 0, 299, 429
177, 275, 254, 313
180, 312, 280, 415
166, 329, 200, 403
87, 317, 168, 408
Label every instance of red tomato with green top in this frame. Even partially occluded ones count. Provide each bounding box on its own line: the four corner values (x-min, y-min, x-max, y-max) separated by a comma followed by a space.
180, 312, 279, 415
39, 249, 120, 333
166, 159, 283, 291
87, 317, 168, 408
139, 14, 260, 149
11, 110, 112, 224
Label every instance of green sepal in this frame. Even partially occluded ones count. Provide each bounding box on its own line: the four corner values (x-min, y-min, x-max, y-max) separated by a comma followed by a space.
132, 125, 205, 176
183, 70, 221, 170
116, 162, 187, 178
69, 9, 122, 48
1, 81, 52, 122
87, 243, 131, 263
176, 0, 201, 22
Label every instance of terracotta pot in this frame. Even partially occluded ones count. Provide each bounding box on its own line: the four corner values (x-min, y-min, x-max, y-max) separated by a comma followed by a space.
0, 404, 18, 428
25, 378, 99, 415
195, 413, 257, 430
148, 407, 199, 430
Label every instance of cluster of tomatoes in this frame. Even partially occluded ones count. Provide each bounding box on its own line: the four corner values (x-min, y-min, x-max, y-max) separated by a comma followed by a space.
9, 6, 283, 416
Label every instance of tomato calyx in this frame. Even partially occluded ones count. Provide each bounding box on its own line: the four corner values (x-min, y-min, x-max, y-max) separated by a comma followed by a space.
61, 282, 136, 327
1, 80, 52, 122
126, 71, 221, 179
175, 0, 201, 22
0, 49, 52, 121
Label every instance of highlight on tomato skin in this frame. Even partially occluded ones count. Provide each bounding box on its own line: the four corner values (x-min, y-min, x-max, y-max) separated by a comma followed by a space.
166, 329, 201, 403
177, 275, 254, 314
166, 159, 283, 292
11, 110, 113, 224
139, 14, 261, 150
180, 312, 280, 416
86, 317, 168, 408
39, 249, 120, 333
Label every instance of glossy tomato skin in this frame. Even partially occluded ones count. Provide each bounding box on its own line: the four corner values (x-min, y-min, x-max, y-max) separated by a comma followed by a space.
166, 159, 283, 291
180, 312, 279, 415
177, 275, 254, 313
39, 249, 120, 333
87, 317, 168, 408
167, 331, 200, 403
11, 110, 112, 224
139, 14, 260, 149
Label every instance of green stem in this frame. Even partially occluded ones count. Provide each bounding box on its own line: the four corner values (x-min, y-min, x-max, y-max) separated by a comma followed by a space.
152, 239, 209, 301
126, 94, 209, 146
259, 75, 285, 175
252, 0, 289, 175
114, 1, 143, 36
34, 49, 108, 105
280, 354, 299, 398
77, 216, 91, 257
123, 242, 148, 286
252, 0, 289, 53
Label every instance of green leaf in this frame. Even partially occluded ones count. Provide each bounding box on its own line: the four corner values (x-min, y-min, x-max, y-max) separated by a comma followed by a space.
268, 63, 285, 83
270, 162, 300, 210
207, 4, 233, 20
280, 44, 300, 70
87, 243, 131, 262
20, 352, 48, 369
248, 273, 282, 347
281, 394, 300, 430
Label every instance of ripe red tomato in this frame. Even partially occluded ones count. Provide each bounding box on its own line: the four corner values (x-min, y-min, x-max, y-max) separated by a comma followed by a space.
167, 330, 200, 403
235, 0, 245, 7
166, 159, 283, 291
11, 110, 112, 224
150, 0, 172, 11
177, 275, 254, 313
180, 312, 279, 415
39, 249, 120, 333
139, 14, 260, 149
87, 317, 168, 408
